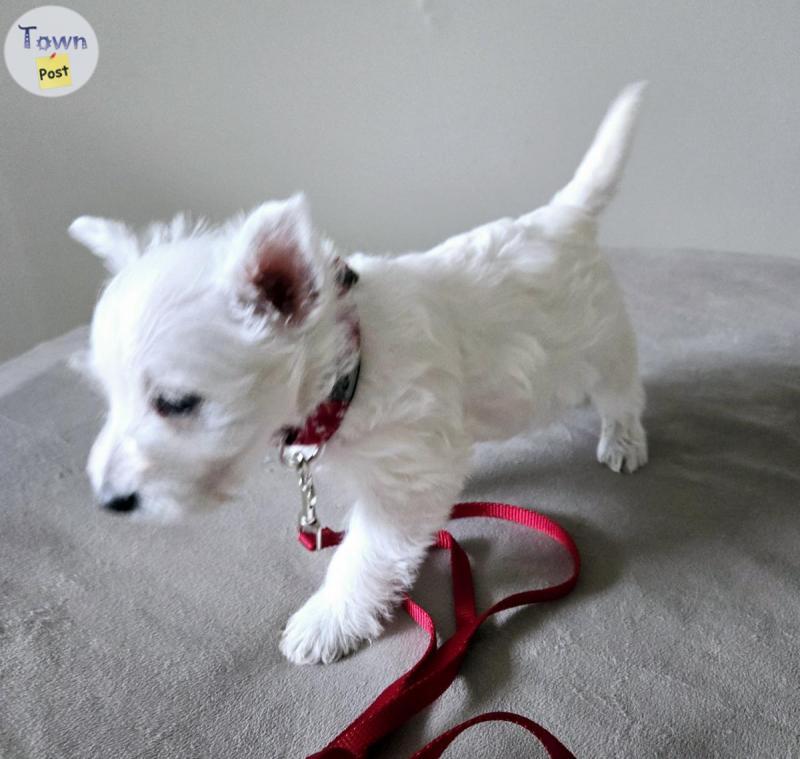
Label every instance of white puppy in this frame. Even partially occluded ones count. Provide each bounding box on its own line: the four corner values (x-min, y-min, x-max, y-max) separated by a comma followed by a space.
70, 83, 648, 665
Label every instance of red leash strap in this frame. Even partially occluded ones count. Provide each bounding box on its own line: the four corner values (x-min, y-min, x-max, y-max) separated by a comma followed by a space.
298, 502, 580, 758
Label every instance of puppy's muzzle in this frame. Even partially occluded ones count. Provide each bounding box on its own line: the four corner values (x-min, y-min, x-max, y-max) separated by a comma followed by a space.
102, 492, 140, 513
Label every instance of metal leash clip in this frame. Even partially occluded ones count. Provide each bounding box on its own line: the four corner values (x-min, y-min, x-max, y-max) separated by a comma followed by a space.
281, 444, 324, 550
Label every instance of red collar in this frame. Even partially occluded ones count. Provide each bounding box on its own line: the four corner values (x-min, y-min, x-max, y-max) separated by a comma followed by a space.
281, 260, 360, 449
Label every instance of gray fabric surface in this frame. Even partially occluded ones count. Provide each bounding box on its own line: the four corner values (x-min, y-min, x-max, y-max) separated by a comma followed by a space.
0, 248, 798, 758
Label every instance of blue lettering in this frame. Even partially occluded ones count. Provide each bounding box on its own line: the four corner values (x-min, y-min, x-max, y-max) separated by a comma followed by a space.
18, 24, 37, 49
29, 33, 90, 51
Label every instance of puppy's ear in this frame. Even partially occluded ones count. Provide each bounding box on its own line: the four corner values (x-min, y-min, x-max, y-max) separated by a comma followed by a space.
68, 216, 140, 274
227, 194, 319, 324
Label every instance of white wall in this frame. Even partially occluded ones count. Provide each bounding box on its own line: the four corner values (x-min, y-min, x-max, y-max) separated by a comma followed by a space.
1, 1, 798, 361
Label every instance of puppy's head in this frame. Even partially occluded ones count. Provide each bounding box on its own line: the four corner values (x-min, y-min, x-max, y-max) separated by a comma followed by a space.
70, 195, 342, 519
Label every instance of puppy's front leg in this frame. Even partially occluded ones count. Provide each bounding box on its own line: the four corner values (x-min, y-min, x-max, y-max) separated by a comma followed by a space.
280, 451, 466, 665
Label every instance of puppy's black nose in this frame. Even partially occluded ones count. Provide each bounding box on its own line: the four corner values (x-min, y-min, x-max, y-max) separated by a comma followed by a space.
102, 492, 139, 513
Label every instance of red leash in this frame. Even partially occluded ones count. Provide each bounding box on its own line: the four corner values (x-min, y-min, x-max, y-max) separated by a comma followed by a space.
297, 501, 581, 758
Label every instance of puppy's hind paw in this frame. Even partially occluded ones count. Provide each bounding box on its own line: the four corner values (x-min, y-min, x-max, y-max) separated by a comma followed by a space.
280, 590, 382, 665
597, 419, 648, 473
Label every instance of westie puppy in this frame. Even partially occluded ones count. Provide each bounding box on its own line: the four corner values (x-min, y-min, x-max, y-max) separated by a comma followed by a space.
70, 83, 648, 664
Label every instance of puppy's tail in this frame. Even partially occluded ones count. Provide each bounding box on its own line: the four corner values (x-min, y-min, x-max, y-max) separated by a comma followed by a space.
550, 81, 647, 217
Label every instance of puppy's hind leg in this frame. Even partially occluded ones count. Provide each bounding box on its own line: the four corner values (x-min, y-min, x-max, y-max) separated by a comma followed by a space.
590, 326, 648, 474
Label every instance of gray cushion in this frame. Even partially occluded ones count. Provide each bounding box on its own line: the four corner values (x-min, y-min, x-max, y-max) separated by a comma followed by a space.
1, 248, 798, 758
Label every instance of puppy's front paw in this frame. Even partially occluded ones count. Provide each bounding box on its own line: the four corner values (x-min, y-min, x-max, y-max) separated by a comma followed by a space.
280, 591, 382, 665
597, 419, 648, 473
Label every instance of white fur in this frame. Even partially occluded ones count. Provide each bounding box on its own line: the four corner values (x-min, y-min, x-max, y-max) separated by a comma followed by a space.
73, 83, 648, 664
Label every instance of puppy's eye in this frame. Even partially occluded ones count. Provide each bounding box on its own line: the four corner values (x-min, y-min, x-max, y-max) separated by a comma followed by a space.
153, 393, 202, 418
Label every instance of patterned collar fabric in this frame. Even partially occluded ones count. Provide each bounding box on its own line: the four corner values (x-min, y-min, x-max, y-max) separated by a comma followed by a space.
281, 259, 360, 448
